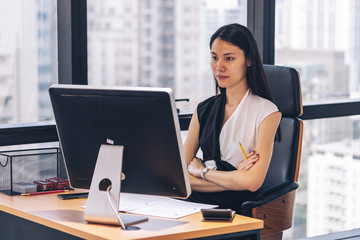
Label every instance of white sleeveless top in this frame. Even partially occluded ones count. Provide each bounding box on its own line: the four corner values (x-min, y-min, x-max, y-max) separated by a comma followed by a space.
202, 90, 279, 170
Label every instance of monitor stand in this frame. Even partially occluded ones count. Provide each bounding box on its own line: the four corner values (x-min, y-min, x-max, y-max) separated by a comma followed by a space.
84, 144, 148, 230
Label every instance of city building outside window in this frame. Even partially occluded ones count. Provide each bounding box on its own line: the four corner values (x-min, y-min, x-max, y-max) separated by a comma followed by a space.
86, 0, 247, 111
276, 0, 360, 239
0, 0, 58, 125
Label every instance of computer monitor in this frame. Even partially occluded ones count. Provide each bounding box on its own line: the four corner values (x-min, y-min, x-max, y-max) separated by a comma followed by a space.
49, 84, 191, 199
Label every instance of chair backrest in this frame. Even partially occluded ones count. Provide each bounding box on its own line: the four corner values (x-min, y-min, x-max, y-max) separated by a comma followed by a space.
259, 65, 303, 190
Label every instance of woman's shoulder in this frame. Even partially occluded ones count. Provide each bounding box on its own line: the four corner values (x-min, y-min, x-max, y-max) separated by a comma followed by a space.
197, 94, 225, 123
197, 94, 223, 111
247, 92, 278, 111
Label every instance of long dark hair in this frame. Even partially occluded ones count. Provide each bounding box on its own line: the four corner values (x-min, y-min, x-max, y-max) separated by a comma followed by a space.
210, 23, 281, 140
210, 23, 273, 101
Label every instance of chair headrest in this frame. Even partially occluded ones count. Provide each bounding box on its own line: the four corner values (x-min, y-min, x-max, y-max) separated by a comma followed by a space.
264, 65, 303, 118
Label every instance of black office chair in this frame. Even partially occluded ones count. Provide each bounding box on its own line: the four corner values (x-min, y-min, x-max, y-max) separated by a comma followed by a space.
241, 65, 303, 240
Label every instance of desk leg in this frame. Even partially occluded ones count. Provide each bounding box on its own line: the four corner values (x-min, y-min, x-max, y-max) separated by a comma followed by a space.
190, 229, 260, 240
0, 211, 83, 240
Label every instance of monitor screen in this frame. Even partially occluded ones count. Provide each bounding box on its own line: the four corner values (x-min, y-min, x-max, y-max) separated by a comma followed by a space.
49, 85, 191, 199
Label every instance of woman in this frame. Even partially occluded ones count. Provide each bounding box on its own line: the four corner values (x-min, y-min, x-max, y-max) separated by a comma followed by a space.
184, 23, 281, 213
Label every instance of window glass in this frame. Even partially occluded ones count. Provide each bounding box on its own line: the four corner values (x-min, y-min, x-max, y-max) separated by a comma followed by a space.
0, 0, 58, 124
87, 0, 247, 111
275, 1, 360, 239
284, 117, 360, 239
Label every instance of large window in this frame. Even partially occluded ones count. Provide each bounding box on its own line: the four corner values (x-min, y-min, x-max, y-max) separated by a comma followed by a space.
86, 0, 247, 111
276, 0, 360, 238
0, 0, 58, 125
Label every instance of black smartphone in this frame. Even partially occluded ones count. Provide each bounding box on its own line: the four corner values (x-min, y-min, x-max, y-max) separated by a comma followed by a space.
201, 208, 235, 221
57, 192, 88, 200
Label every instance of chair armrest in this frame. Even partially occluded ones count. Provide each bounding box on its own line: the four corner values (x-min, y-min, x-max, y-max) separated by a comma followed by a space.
241, 181, 299, 215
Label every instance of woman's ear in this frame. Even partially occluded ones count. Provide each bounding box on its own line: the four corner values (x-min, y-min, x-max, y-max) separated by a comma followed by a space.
246, 58, 252, 67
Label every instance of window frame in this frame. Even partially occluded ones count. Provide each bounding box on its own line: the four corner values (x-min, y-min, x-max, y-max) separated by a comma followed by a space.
57, 0, 88, 85
1, 0, 360, 147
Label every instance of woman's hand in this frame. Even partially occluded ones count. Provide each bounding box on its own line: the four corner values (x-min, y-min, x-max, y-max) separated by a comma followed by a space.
238, 151, 259, 171
188, 157, 205, 178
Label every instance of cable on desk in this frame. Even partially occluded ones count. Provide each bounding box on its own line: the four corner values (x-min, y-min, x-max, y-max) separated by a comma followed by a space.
106, 185, 126, 229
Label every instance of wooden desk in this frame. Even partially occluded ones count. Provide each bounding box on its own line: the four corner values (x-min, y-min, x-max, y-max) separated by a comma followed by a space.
0, 191, 263, 240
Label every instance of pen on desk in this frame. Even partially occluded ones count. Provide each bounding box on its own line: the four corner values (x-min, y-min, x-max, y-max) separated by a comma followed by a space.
239, 142, 248, 160
21, 189, 69, 196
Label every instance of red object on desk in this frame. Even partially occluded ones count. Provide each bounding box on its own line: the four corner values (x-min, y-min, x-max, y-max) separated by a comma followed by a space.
33, 180, 56, 191
21, 189, 69, 196
46, 177, 70, 190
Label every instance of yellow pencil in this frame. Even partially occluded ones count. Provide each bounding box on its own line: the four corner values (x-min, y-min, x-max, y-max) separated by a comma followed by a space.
239, 142, 248, 160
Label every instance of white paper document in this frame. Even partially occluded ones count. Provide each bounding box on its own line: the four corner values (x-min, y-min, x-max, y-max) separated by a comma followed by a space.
119, 193, 218, 219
